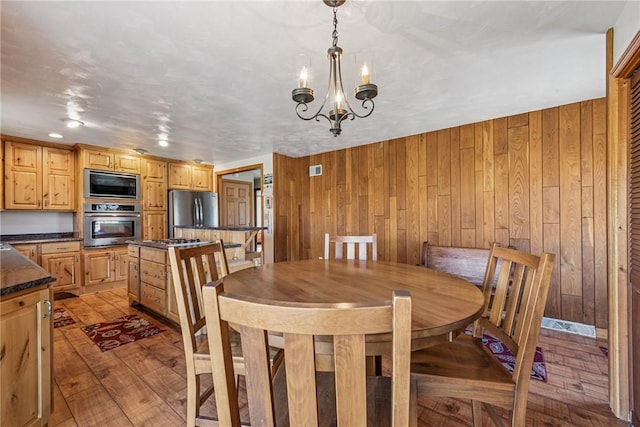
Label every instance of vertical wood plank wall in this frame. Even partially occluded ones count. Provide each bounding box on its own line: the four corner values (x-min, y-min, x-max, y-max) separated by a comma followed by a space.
274, 98, 608, 327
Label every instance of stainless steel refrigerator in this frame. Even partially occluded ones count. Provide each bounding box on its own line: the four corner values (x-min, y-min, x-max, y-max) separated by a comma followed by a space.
168, 190, 219, 237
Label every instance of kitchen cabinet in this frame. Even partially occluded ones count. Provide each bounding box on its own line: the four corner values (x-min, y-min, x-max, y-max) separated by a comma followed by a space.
83, 247, 128, 287
13, 243, 39, 263
168, 162, 213, 191
143, 211, 167, 241
139, 247, 168, 316
127, 245, 140, 303
40, 241, 81, 292
82, 148, 141, 174
142, 159, 167, 210
4, 141, 75, 210
0, 286, 53, 427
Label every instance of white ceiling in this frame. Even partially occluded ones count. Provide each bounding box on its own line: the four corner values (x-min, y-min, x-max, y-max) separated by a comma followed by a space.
0, 1, 627, 166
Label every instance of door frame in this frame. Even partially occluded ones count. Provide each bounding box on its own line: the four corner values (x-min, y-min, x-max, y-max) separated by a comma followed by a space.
608, 28, 640, 422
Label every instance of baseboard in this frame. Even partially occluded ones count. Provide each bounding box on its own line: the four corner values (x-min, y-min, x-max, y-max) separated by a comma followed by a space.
541, 317, 596, 338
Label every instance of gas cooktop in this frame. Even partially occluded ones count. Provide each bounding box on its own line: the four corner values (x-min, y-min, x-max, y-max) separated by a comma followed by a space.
143, 238, 210, 247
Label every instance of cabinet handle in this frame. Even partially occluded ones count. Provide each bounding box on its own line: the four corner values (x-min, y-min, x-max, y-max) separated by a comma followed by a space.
43, 300, 52, 318
75, 255, 79, 262
37, 200, 41, 207
31, 249, 35, 256
44, 198, 48, 207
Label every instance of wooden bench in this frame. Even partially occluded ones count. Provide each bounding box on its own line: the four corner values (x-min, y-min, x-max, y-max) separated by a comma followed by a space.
420, 242, 491, 287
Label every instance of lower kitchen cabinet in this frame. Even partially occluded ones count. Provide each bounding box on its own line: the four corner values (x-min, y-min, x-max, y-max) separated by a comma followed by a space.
130, 245, 179, 323
83, 247, 128, 288
127, 245, 140, 302
0, 286, 53, 427
40, 241, 81, 292
13, 243, 38, 263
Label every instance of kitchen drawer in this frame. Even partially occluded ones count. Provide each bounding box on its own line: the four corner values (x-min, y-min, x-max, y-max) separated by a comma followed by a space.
140, 247, 166, 264
140, 283, 166, 315
128, 245, 140, 258
41, 241, 81, 254
140, 260, 167, 289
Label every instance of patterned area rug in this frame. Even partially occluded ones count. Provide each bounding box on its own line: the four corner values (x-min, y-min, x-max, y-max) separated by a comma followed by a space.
465, 330, 547, 382
81, 314, 164, 352
53, 307, 76, 328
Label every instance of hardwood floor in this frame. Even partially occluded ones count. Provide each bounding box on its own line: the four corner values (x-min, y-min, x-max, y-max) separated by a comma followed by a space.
50, 288, 629, 427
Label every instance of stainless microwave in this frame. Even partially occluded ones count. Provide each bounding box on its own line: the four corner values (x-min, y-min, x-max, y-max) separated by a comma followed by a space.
84, 169, 141, 199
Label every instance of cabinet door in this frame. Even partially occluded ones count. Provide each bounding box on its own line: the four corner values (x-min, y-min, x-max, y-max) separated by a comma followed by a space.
143, 159, 167, 182
128, 260, 140, 302
84, 149, 114, 171
191, 165, 213, 191
143, 211, 167, 240
13, 243, 39, 263
41, 252, 81, 291
4, 141, 42, 209
83, 251, 114, 286
143, 181, 167, 210
114, 250, 129, 282
168, 163, 192, 189
115, 154, 141, 174
0, 287, 52, 426
42, 147, 75, 210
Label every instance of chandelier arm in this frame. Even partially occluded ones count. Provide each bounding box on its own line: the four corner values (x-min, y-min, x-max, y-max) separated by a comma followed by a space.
347, 98, 375, 119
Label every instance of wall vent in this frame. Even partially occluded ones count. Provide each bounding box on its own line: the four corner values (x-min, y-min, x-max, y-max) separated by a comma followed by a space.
309, 164, 322, 176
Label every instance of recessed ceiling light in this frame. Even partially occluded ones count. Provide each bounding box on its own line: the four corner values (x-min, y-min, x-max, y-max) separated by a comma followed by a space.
61, 118, 84, 128
158, 139, 169, 147
193, 159, 203, 164
48, 132, 63, 139
133, 148, 147, 155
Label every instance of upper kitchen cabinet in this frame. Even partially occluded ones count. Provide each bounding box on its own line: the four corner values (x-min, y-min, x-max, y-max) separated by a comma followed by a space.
168, 162, 213, 191
4, 140, 75, 210
142, 159, 167, 210
82, 148, 141, 174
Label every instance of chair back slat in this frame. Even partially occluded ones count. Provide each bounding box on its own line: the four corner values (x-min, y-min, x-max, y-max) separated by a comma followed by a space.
203, 281, 412, 426
324, 233, 378, 261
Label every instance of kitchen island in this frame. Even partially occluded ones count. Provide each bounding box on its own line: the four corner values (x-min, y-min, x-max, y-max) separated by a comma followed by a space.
173, 225, 266, 268
0, 244, 55, 427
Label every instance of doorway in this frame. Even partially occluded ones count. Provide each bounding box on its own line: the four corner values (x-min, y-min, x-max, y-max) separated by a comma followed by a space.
215, 164, 263, 256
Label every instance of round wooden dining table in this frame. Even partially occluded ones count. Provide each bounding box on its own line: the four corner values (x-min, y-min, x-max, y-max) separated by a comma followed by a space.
222, 259, 485, 354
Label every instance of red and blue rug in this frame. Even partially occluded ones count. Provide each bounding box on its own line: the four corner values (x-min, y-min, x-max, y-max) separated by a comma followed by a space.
81, 314, 164, 352
465, 330, 547, 382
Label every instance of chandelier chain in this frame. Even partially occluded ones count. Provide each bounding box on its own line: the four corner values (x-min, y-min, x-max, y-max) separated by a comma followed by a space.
332, 8, 338, 48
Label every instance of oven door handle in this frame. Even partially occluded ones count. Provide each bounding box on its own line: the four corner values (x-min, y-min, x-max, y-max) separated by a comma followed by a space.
84, 213, 141, 218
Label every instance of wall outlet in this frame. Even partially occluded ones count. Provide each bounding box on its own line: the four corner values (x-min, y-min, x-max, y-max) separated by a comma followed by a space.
309, 164, 322, 176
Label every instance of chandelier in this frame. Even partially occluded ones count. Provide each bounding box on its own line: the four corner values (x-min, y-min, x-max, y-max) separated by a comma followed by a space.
292, 0, 378, 137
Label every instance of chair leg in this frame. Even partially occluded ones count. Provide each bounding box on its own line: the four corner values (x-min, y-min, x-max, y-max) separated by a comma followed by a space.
186, 374, 199, 427
471, 400, 483, 427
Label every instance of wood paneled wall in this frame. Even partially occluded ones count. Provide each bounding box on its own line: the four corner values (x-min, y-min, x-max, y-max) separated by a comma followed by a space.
274, 98, 608, 328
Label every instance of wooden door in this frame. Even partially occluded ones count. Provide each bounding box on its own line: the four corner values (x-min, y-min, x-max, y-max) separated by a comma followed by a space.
83, 251, 114, 286
41, 252, 80, 291
221, 179, 252, 227
13, 243, 39, 263
114, 154, 140, 173
168, 163, 191, 189
143, 181, 167, 210
191, 165, 213, 191
629, 70, 640, 425
83, 149, 114, 170
143, 211, 167, 240
114, 249, 129, 282
5, 141, 42, 209
42, 147, 75, 210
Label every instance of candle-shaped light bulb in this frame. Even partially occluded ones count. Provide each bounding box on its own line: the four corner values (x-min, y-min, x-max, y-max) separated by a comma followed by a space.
298, 66, 308, 88
361, 63, 370, 85
335, 91, 343, 110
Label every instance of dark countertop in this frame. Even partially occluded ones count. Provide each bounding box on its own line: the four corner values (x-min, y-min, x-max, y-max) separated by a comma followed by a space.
174, 226, 266, 231
0, 232, 82, 245
0, 245, 55, 297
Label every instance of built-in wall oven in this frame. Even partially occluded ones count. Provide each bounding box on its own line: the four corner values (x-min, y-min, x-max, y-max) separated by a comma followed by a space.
83, 203, 141, 247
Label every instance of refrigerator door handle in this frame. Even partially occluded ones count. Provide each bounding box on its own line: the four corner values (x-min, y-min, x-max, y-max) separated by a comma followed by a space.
193, 198, 199, 226
196, 197, 203, 227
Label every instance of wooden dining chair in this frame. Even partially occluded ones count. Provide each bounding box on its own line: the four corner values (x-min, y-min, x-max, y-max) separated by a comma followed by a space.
410, 244, 555, 427
202, 279, 417, 427
168, 242, 283, 427
324, 233, 378, 261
